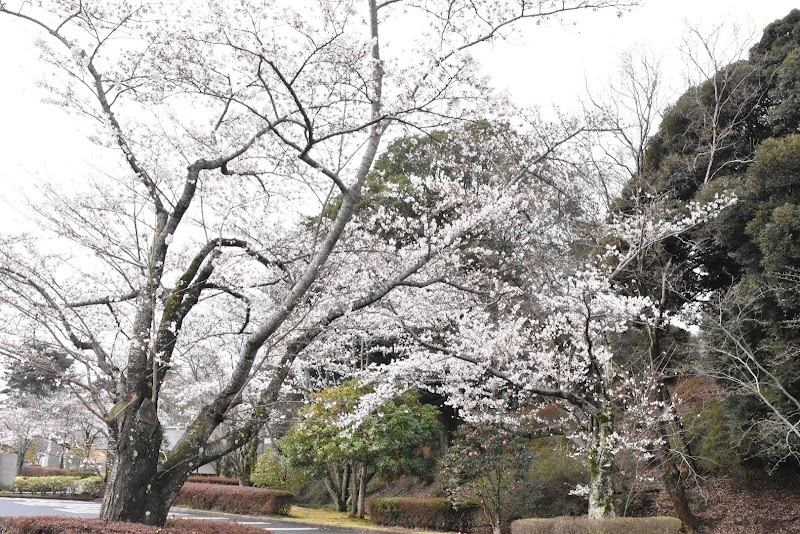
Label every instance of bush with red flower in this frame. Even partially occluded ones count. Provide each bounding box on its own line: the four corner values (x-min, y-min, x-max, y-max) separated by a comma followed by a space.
442, 425, 539, 534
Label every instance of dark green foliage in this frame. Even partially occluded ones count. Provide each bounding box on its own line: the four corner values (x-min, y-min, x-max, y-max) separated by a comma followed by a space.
766, 48, 800, 134
621, 9, 800, 471
175, 482, 294, 516
751, 9, 800, 66
510, 516, 682, 534
282, 384, 440, 482
698, 280, 800, 468
3, 343, 73, 397
751, 9, 800, 135
709, 137, 800, 443
0, 517, 269, 534
740, 136, 800, 275
366, 497, 480, 531
684, 400, 744, 475
634, 59, 764, 206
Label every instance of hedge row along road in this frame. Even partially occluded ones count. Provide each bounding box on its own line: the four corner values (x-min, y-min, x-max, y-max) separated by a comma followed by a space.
0, 498, 363, 533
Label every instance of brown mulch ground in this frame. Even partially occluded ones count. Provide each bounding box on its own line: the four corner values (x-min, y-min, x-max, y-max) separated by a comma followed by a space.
694, 470, 800, 533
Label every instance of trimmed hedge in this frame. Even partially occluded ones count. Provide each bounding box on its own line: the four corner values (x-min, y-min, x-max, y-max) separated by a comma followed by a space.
176, 482, 294, 516
367, 497, 480, 532
0, 517, 270, 533
13, 476, 79, 495
186, 475, 240, 485
13, 475, 104, 497
510, 516, 683, 534
19, 466, 95, 478
69, 476, 104, 497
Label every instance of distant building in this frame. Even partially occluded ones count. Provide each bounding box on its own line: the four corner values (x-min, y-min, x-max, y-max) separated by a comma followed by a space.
163, 426, 216, 475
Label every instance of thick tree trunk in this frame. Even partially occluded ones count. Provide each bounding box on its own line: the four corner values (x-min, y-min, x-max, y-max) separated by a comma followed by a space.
324, 477, 345, 513
100, 399, 174, 525
587, 401, 616, 519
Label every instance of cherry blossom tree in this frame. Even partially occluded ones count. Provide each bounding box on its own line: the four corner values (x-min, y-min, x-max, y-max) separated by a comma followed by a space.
0, 395, 47, 475
339, 186, 735, 518
0, 391, 96, 474
0, 0, 641, 525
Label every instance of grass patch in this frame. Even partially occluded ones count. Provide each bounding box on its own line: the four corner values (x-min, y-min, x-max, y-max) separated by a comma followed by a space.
284, 506, 443, 533
174, 502, 446, 533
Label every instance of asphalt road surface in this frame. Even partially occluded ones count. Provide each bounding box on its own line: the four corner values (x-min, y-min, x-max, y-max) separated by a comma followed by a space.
0, 498, 375, 534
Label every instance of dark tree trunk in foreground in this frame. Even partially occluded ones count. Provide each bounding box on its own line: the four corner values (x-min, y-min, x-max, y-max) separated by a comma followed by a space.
657, 387, 700, 533
100, 401, 172, 525
649, 313, 700, 534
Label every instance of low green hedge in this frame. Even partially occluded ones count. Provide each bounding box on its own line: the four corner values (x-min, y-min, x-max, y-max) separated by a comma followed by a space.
367, 497, 481, 532
176, 482, 294, 516
510, 516, 682, 534
13, 476, 79, 495
0, 517, 269, 533
19, 466, 96, 478
68, 476, 103, 497
13, 475, 103, 497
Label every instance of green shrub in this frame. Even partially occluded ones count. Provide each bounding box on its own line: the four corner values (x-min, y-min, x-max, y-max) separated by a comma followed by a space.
13, 476, 80, 495
68, 476, 104, 497
176, 482, 294, 516
510, 516, 682, 534
367, 497, 480, 531
19, 466, 95, 478
0, 516, 268, 533
252, 448, 306, 494
442, 424, 537, 533
688, 400, 744, 474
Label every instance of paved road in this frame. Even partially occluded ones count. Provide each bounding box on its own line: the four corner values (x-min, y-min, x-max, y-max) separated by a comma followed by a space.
0, 498, 372, 533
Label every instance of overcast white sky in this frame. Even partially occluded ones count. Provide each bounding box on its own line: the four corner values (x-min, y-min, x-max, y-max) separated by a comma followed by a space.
0, 0, 797, 225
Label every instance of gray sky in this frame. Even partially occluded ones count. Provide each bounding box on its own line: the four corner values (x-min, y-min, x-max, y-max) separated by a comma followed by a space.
0, 0, 797, 225
475, 1, 798, 110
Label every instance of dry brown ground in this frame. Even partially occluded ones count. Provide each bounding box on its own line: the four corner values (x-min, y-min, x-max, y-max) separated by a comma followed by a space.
691, 471, 800, 534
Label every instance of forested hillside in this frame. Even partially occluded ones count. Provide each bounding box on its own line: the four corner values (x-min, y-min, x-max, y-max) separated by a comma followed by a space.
608, 9, 800, 532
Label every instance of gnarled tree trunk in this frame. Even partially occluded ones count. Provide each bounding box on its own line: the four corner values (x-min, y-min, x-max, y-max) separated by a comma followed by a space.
101, 399, 169, 525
